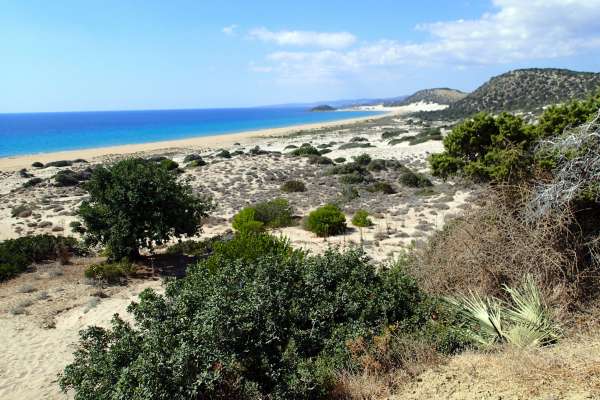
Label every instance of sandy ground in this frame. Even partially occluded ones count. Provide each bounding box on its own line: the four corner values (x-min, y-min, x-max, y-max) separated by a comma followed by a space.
0, 101, 481, 399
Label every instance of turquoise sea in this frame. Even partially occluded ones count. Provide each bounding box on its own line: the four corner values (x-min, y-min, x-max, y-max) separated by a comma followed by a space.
0, 108, 381, 157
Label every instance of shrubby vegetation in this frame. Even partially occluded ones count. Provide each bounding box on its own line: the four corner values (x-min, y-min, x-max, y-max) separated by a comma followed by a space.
399, 171, 433, 188
61, 233, 459, 399
232, 198, 294, 233
280, 180, 306, 193
289, 144, 321, 157
0, 235, 79, 281
305, 204, 347, 237
352, 210, 373, 227
84, 260, 135, 284
78, 158, 213, 260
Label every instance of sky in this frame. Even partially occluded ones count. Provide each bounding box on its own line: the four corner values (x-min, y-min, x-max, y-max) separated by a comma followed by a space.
1, 0, 600, 113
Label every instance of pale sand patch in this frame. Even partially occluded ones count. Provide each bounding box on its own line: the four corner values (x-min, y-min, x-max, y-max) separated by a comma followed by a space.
0, 279, 163, 400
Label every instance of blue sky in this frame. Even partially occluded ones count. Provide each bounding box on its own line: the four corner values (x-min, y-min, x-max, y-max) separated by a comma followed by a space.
1, 0, 599, 112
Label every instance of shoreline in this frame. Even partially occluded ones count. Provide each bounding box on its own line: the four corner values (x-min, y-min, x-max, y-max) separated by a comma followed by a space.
0, 109, 397, 171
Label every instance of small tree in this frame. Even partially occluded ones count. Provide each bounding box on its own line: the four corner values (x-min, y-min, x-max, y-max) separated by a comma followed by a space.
79, 158, 212, 260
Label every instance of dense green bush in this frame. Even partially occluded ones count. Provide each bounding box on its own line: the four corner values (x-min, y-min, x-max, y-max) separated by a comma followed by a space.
338, 172, 367, 185
429, 112, 536, 182
232, 198, 294, 233
338, 142, 372, 150
366, 181, 396, 194
0, 235, 78, 281
306, 204, 347, 237
399, 171, 433, 188
281, 180, 306, 193
60, 235, 429, 399
333, 157, 346, 163
290, 145, 320, 157
54, 169, 87, 186
535, 93, 600, 138
23, 177, 43, 188
31, 161, 44, 168
78, 158, 213, 260
350, 136, 368, 142
352, 153, 372, 166
159, 159, 179, 171
352, 210, 373, 227
307, 155, 333, 165
215, 149, 231, 158
84, 261, 135, 283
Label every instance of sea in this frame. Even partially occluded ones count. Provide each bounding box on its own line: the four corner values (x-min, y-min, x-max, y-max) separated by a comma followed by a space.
0, 107, 381, 157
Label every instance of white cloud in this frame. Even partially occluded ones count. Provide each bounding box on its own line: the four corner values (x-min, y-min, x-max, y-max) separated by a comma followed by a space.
248, 27, 356, 49
251, 0, 600, 82
222, 24, 238, 36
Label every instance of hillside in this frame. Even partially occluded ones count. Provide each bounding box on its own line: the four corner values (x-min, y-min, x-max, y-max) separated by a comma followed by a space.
386, 88, 467, 106
419, 68, 600, 120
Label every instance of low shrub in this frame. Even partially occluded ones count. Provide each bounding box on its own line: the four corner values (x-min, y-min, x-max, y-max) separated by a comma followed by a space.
339, 142, 372, 150
31, 161, 44, 168
281, 180, 306, 193
284, 144, 298, 150
23, 177, 43, 188
215, 149, 231, 158
399, 171, 433, 188
327, 162, 366, 176
44, 160, 73, 168
54, 170, 85, 186
334, 157, 346, 163
84, 261, 135, 283
307, 155, 334, 165
381, 129, 407, 140
353, 153, 372, 166
366, 181, 396, 194
340, 185, 359, 202
232, 198, 294, 233
352, 210, 373, 227
165, 236, 221, 257
186, 158, 206, 168
0, 235, 79, 281
60, 237, 430, 400
339, 172, 367, 185
159, 159, 179, 171
350, 136, 368, 142
306, 204, 347, 237
318, 148, 332, 155
290, 145, 320, 157
183, 154, 203, 163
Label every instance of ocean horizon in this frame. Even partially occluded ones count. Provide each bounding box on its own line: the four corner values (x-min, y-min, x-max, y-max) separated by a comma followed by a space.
0, 107, 381, 157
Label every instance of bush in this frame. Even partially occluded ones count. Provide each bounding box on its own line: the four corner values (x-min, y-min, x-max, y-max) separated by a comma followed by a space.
31, 161, 44, 168
339, 185, 359, 202
307, 155, 333, 165
318, 148, 332, 155
0, 235, 78, 281
54, 170, 84, 186
366, 181, 396, 194
165, 236, 221, 257
44, 160, 73, 168
60, 237, 428, 400
23, 177, 43, 188
215, 149, 231, 158
232, 198, 294, 233
159, 159, 179, 171
338, 142, 372, 150
290, 145, 320, 157
84, 261, 135, 283
306, 204, 347, 237
352, 210, 373, 227
399, 171, 433, 188
352, 153, 372, 166
381, 130, 407, 140
350, 136, 368, 142
78, 158, 213, 260
334, 157, 346, 163
183, 154, 203, 163
186, 158, 206, 168
281, 180, 306, 193
339, 172, 367, 185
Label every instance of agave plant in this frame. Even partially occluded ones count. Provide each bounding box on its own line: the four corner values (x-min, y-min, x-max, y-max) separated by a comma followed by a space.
447, 275, 560, 348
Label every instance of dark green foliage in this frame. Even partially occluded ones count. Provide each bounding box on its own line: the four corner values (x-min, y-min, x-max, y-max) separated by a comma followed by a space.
333, 157, 346, 163
232, 198, 294, 233
352, 210, 373, 227
400, 171, 433, 188
307, 155, 333, 165
339, 172, 366, 185
366, 181, 396, 194
78, 158, 212, 260
290, 145, 320, 157
249, 146, 268, 156
186, 158, 207, 168
381, 130, 407, 140
318, 148, 332, 155
350, 136, 368, 142
60, 235, 427, 399
183, 154, 203, 163
23, 177, 43, 188
54, 169, 88, 187
535, 92, 600, 138
44, 160, 73, 168
84, 261, 135, 283
0, 235, 78, 281
352, 153, 372, 166
159, 159, 179, 171
306, 204, 347, 237
215, 149, 231, 158
281, 180, 306, 193
429, 112, 536, 182
165, 236, 221, 257
338, 142, 372, 150
31, 161, 44, 168
327, 161, 366, 176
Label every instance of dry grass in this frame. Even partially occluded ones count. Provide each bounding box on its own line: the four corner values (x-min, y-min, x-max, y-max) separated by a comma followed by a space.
411, 187, 587, 312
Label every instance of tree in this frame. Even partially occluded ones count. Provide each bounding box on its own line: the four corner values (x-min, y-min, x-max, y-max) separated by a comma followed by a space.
78, 158, 212, 260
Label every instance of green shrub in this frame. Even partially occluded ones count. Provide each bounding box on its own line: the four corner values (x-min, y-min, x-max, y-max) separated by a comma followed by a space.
281, 180, 306, 193
78, 158, 213, 260
45, 160, 73, 168
400, 171, 433, 188
60, 238, 427, 399
327, 162, 366, 176
318, 148, 332, 155
381, 130, 407, 140
352, 153, 372, 166
232, 207, 265, 233
215, 149, 231, 158
339, 172, 366, 185
290, 145, 320, 157
165, 237, 220, 257
350, 136, 369, 142
54, 170, 84, 186
31, 161, 44, 168
23, 177, 43, 188
352, 210, 373, 227
0, 235, 79, 281
183, 154, 203, 163
307, 155, 333, 165
84, 261, 135, 283
306, 204, 347, 237
535, 93, 600, 138
232, 198, 294, 233
338, 142, 372, 150
334, 157, 346, 163
366, 181, 396, 194
186, 158, 207, 168
159, 159, 179, 171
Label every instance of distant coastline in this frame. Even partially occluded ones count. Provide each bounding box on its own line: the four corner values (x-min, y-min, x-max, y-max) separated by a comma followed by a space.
0, 108, 394, 170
